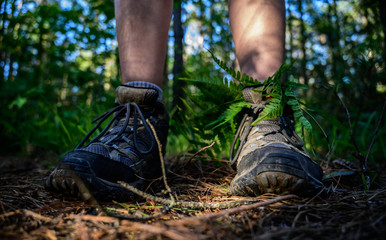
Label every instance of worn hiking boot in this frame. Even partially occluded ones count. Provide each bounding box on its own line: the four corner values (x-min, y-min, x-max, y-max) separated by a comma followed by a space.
46, 82, 169, 201
229, 87, 323, 196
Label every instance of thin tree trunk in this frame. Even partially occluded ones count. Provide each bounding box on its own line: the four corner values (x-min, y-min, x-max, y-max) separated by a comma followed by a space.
287, 0, 294, 65
332, 0, 343, 80
172, 0, 185, 109
327, 2, 338, 83
379, 0, 386, 62
297, 0, 307, 86
162, 43, 169, 91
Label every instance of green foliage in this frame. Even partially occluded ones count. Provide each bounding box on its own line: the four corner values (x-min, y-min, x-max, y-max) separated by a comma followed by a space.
0, 0, 118, 156
170, 77, 240, 157
1, 0, 384, 172
209, 51, 312, 131
284, 76, 312, 132
175, 52, 313, 158
207, 101, 250, 129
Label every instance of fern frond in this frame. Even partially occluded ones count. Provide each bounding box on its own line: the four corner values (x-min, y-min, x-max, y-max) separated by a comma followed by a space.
175, 49, 317, 157
285, 79, 309, 90
180, 75, 225, 87
253, 101, 284, 124
206, 101, 251, 129
284, 77, 312, 132
208, 50, 262, 87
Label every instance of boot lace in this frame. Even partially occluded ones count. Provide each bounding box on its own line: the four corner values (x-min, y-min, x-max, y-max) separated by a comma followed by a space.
76, 102, 155, 155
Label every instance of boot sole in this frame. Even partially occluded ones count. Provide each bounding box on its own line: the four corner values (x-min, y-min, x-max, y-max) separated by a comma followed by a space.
229, 146, 324, 196
230, 171, 314, 196
46, 158, 140, 202
256, 172, 309, 194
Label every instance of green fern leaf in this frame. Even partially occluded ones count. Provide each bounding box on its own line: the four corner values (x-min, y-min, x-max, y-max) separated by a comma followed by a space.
253, 102, 283, 124
236, 71, 241, 81
287, 99, 298, 106
299, 116, 312, 132
207, 101, 251, 129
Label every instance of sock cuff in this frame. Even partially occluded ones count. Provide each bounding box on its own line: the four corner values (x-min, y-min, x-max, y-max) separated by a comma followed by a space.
124, 81, 163, 102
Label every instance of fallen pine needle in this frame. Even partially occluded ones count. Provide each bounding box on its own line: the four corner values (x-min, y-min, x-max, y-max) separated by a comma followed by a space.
118, 180, 257, 209
168, 194, 299, 225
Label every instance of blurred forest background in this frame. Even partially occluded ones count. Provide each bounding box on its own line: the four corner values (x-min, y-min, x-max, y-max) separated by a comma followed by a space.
0, 0, 385, 171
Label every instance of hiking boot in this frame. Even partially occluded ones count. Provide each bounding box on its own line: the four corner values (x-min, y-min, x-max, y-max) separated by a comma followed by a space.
229, 87, 323, 196
46, 83, 169, 201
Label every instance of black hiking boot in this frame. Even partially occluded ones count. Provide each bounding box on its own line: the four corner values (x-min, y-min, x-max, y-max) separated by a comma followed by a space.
46, 84, 169, 201
229, 87, 323, 196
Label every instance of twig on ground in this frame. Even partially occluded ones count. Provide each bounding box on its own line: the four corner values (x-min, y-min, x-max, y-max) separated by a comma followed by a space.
187, 142, 215, 164
105, 207, 166, 221
23, 209, 53, 222
146, 119, 175, 204
0, 210, 20, 219
167, 194, 299, 225
118, 181, 257, 209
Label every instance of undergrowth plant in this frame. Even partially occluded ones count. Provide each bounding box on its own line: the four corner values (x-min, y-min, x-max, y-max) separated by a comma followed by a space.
175, 51, 314, 159
209, 51, 312, 130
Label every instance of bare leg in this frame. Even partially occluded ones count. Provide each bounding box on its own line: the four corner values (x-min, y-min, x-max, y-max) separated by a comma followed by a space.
115, 0, 173, 86
228, 0, 285, 81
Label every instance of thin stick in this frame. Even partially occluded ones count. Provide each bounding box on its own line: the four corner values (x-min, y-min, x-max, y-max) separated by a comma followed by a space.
23, 209, 53, 222
118, 181, 257, 209
146, 119, 175, 204
187, 141, 215, 164
168, 194, 298, 225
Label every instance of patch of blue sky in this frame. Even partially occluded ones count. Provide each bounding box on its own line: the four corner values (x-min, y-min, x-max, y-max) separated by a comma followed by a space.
2, 61, 18, 79
95, 66, 103, 74
20, 1, 36, 14
306, 61, 314, 71
98, 13, 107, 22
59, 0, 73, 10
95, 45, 105, 54
60, 0, 89, 15
76, 24, 84, 32
63, 21, 77, 31
312, 43, 329, 66
55, 29, 77, 46
342, 76, 350, 84
184, 22, 203, 55
72, 86, 79, 93
66, 51, 79, 62
181, 1, 190, 23
2, 0, 16, 15
3, 61, 10, 78
106, 38, 117, 49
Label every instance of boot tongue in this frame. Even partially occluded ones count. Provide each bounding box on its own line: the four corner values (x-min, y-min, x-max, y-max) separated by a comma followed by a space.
116, 85, 158, 106
242, 87, 264, 104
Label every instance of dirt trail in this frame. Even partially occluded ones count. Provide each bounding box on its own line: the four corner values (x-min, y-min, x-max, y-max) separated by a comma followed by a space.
0, 156, 385, 239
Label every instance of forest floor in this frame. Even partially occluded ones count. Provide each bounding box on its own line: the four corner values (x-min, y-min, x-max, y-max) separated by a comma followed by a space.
0, 154, 385, 240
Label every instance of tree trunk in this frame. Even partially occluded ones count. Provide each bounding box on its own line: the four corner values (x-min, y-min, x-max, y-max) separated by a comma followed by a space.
287, 0, 294, 65
297, 0, 307, 86
378, 0, 386, 62
172, 0, 185, 109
